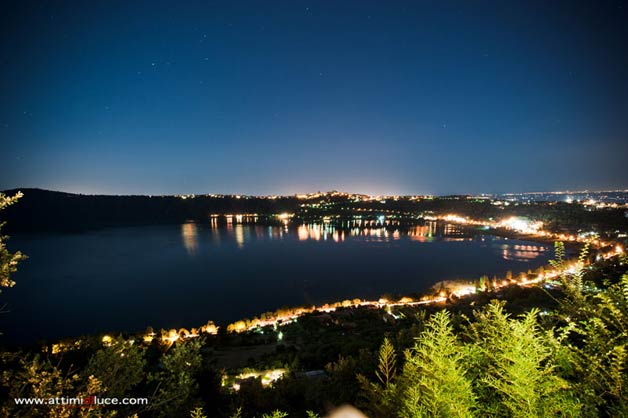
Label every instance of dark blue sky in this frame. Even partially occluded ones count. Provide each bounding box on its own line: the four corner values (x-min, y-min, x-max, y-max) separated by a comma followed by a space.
1, 1, 627, 196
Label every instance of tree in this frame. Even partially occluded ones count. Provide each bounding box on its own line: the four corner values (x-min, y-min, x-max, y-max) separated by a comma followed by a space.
554, 273, 628, 416
358, 339, 399, 418
148, 338, 203, 418
1, 353, 77, 418
84, 335, 146, 399
0, 352, 118, 418
467, 301, 580, 418
549, 241, 566, 272
400, 311, 476, 417
375, 338, 397, 386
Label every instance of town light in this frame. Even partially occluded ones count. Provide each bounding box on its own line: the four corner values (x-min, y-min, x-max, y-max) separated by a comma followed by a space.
499, 216, 543, 233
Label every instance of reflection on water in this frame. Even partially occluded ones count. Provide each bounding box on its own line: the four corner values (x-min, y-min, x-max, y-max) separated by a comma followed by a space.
181, 223, 198, 255
234, 225, 245, 249
500, 244, 547, 262
295, 221, 446, 243
408, 223, 437, 242
183, 218, 548, 263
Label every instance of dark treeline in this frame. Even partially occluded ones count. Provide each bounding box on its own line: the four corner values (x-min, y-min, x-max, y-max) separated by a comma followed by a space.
0, 189, 300, 232
2, 188, 627, 234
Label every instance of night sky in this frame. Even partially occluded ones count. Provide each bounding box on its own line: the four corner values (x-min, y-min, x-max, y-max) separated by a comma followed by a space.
1, 1, 627, 196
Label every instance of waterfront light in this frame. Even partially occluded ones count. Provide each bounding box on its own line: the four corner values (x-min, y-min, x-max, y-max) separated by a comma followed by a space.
451, 285, 476, 297
443, 214, 469, 224
162, 329, 179, 344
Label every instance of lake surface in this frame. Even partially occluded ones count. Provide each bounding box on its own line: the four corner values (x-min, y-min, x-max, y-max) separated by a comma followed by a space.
2, 220, 552, 343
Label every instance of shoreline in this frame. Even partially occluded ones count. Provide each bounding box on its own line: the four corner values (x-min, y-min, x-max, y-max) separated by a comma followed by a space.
43, 238, 623, 353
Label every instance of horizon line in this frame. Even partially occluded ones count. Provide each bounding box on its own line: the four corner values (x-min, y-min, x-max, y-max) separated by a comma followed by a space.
3, 186, 628, 199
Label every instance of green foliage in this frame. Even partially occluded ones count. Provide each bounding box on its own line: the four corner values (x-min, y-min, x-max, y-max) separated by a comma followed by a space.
477, 275, 488, 292
549, 241, 566, 271
400, 310, 476, 418
190, 407, 208, 418
572, 241, 590, 288
148, 338, 203, 418
0, 192, 26, 290
261, 411, 288, 418
78, 376, 120, 418
360, 300, 595, 417
555, 242, 591, 318
357, 339, 400, 418
468, 302, 580, 418
84, 336, 146, 398
0, 192, 22, 211
325, 349, 375, 405
556, 272, 628, 415
0, 352, 119, 418
1, 353, 78, 418
375, 338, 396, 386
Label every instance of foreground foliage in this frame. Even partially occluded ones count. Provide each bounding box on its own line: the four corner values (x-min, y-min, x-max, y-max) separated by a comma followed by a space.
357, 259, 628, 418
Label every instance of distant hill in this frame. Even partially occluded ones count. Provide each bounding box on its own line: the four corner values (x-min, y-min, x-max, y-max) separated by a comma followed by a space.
0, 188, 301, 232
2, 188, 627, 234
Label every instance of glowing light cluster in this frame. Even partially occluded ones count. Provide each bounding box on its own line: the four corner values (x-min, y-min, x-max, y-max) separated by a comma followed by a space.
227, 368, 287, 391
498, 216, 543, 233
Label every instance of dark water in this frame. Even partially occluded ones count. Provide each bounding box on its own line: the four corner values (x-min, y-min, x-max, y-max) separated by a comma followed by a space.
2, 221, 551, 343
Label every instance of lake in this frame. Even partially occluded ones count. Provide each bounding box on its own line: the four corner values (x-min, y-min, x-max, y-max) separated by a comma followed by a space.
2, 220, 552, 343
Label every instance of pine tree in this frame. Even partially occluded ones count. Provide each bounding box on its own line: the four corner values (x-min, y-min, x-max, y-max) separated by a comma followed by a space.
358, 338, 400, 418
468, 301, 580, 418
400, 311, 476, 417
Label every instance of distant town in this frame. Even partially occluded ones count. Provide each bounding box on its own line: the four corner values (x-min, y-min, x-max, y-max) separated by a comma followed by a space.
174, 189, 628, 205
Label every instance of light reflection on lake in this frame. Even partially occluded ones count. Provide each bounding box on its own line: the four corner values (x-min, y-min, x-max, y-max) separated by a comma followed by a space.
500, 244, 547, 262
4, 221, 550, 343
189, 220, 549, 262
181, 223, 198, 255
